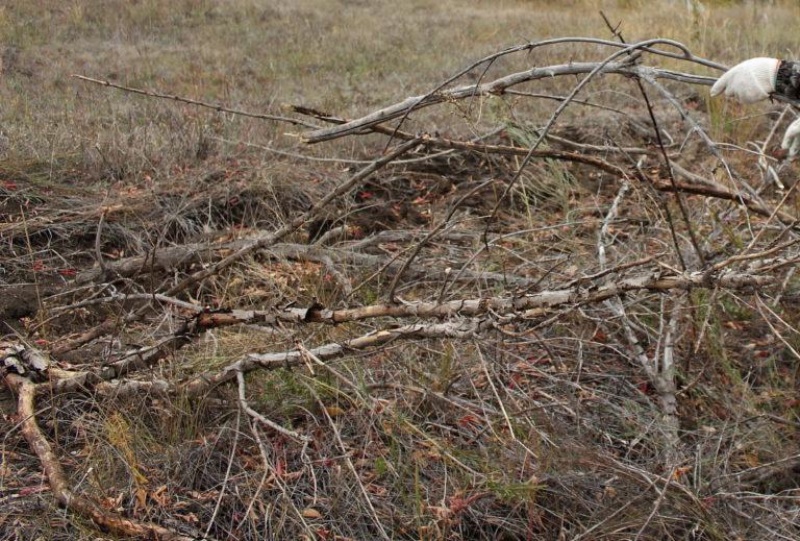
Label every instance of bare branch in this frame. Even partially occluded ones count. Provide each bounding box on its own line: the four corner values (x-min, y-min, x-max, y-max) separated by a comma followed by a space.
4, 374, 215, 541
305, 58, 716, 144
72, 74, 319, 128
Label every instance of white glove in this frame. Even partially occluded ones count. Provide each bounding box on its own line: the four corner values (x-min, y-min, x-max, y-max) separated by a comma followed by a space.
710, 57, 780, 104
781, 117, 800, 158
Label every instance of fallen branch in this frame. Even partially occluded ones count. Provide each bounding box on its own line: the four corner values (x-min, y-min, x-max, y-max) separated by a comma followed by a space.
298, 112, 800, 227
236, 370, 310, 442
179, 318, 492, 397
4, 373, 214, 541
9, 264, 778, 404
73, 239, 535, 288
188, 268, 773, 331
53, 139, 421, 356
72, 74, 318, 128
304, 60, 716, 144
654, 171, 800, 226
174, 267, 771, 397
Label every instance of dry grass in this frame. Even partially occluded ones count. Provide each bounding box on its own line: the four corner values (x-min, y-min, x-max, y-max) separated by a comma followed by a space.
2, 1, 800, 540
0, 0, 795, 171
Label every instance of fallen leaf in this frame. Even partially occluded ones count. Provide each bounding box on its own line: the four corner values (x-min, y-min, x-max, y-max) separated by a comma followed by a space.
302, 507, 322, 519
134, 487, 147, 512
324, 406, 346, 417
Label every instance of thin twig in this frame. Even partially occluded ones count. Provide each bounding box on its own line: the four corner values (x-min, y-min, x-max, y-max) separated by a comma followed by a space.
304, 382, 392, 541
601, 11, 704, 269
72, 74, 319, 128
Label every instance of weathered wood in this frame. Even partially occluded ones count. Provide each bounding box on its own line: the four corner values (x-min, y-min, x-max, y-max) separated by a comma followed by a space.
304, 62, 716, 144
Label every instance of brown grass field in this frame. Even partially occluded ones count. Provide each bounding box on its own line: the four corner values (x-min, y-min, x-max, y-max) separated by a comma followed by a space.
2, 1, 800, 540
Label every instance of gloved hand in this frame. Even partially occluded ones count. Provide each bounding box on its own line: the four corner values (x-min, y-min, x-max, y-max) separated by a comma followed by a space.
710, 57, 781, 103
781, 117, 800, 158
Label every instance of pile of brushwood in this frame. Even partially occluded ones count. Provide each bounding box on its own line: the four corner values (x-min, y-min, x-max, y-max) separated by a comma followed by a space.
2, 37, 799, 540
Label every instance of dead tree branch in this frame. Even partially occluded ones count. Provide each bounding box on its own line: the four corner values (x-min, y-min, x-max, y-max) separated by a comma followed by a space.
72, 74, 318, 128
304, 60, 714, 144
4, 373, 215, 541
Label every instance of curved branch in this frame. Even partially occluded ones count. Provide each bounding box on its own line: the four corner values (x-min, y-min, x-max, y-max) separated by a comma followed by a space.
5, 374, 213, 541
304, 62, 716, 144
